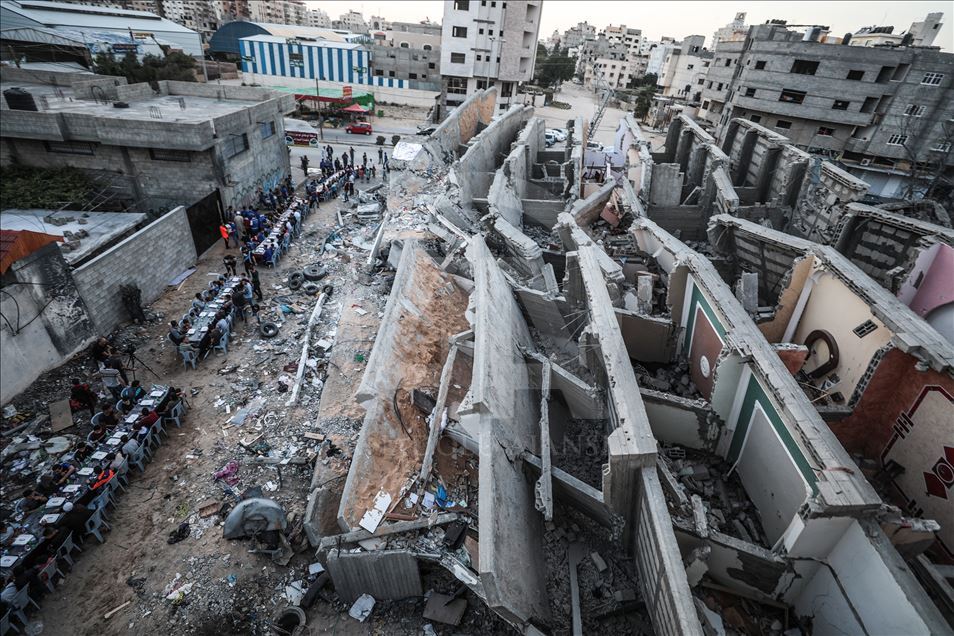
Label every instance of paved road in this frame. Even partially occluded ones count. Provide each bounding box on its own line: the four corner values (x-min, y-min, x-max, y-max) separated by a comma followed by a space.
533, 81, 631, 147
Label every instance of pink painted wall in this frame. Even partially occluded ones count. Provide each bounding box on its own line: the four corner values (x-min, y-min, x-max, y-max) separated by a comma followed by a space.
908, 243, 954, 317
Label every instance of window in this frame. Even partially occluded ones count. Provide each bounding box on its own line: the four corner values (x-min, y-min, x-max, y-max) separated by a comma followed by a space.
687, 64, 693, 70
779, 89, 806, 104
476, 79, 487, 90
725, 58, 732, 67
790, 59, 819, 75
476, 54, 482, 61
832, 100, 849, 110
488, 29, 494, 36
775, 120, 792, 129
744, 87, 756, 97
446, 76, 467, 94
491, 1, 496, 6
388, 70, 395, 77
374, 69, 383, 76
904, 104, 926, 117
931, 142, 952, 153
750, 115, 761, 123
450, 52, 466, 63
861, 96, 878, 113
921, 72, 943, 85
886, 134, 908, 145
754, 60, 766, 70
702, 100, 710, 109
428, 62, 436, 69
717, 82, 723, 91
817, 126, 834, 136
453, 0, 469, 9
223, 133, 249, 158
846, 69, 864, 80
452, 26, 468, 38
478, 28, 484, 34
852, 320, 877, 338
399, 42, 409, 48
44, 140, 94, 155
423, 44, 433, 51
697, 78, 704, 85
409, 73, 418, 80
150, 148, 191, 162
259, 120, 275, 139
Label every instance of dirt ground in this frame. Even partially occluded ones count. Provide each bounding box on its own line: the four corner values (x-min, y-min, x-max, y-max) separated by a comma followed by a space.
1, 166, 503, 636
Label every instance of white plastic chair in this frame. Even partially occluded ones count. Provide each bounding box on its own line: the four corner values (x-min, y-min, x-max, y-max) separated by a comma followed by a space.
163, 401, 184, 429
1, 608, 14, 635
214, 331, 229, 355
178, 345, 197, 370
10, 585, 39, 626
38, 558, 64, 594
84, 506, 110, 543
128, 443, 148, 473
55, 531, 82, 567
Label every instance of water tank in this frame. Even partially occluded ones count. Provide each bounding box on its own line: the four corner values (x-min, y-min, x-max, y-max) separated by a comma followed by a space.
3, 87, 38, 111
900, 33, 913, 47
842, 33, 853, 45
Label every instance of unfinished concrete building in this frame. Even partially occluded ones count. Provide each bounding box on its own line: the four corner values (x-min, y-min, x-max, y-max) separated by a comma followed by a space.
304, 90, 954, 635
707, 214, 954, 563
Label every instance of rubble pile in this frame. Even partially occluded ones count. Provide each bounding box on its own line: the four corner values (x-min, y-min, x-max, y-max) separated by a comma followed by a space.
633, 359, 702, 399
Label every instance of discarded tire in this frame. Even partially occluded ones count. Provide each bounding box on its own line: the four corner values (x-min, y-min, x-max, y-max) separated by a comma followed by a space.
303, 265, 327, 281
287, 272, 304, 290
260, 322, 279, 338
322, 284, 334, 297
302, 282, 320, 296
271, 606, 306, 635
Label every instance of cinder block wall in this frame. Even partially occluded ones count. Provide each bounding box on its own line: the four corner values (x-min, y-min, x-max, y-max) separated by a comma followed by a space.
73, 206, 197, 334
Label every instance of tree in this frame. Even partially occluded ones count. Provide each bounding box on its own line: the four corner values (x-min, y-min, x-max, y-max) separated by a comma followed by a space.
532, 47, 578, 88
93, 51, 197, 84
633, 84, 656, 120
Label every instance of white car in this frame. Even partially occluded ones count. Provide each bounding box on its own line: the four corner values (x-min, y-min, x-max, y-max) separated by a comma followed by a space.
544, 131, 557, 147
546, 128, 568, 142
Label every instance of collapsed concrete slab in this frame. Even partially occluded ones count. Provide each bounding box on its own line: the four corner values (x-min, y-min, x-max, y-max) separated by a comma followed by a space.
459, 235, 551, 628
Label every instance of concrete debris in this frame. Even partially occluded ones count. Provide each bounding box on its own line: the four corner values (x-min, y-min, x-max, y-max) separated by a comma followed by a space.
348, 593, 376, 622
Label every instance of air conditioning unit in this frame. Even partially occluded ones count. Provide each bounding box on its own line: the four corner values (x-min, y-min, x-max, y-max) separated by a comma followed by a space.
860, 158, 872, 166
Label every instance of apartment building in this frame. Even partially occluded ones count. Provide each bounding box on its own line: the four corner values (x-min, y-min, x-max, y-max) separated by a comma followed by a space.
850, 12, 943, 48
644, 36, 676, 78
711, 12, 748, 48
603, 24, 642, 59
561, 20, 595, 50
657, 35, 711, 102
334, 10, 368, 34
439, 0, 543, 113
698, 18, 954, 199
306, 8, 331, 28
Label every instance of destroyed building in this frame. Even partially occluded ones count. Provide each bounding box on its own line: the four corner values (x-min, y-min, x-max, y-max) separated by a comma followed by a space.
301, 88, 954, 635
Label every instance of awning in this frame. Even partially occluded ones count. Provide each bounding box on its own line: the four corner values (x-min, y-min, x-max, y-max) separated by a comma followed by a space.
341, 103, 368, 113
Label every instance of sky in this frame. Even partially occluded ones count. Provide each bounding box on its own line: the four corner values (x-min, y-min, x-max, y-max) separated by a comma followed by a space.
305, 1, 952, 51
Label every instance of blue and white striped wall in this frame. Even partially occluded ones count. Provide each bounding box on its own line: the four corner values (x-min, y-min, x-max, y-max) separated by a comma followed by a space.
239, 39, 406, 89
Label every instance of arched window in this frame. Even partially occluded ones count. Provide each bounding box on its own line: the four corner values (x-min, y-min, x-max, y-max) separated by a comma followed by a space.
400, 42, 410, 48
423, 44, 433, 51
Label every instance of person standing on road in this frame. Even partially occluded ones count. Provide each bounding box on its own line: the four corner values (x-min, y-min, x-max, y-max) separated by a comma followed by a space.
362, 152, 367, 168
377, 147, 383, 164
349, 146, 355, 165
219, 222, 231, 249
300, 155, 309, 174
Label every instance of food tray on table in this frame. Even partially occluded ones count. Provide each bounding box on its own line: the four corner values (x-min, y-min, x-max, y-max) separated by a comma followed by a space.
1, 555, 19, 568
46, 497, 66, 508
77, 467, 94, 476
12, 534, 34, 546
91, 451, 108, 461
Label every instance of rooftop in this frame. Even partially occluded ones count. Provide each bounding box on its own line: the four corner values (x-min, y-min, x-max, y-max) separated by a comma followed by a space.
0, 209, 146, 264
0, 0, 196, 34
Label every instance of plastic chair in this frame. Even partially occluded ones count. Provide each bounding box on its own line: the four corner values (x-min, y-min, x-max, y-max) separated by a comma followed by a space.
10, 585, 39, 627
38, 557, 64, 594
55, 531, 82, 567
90, 487, 112, 518
128, 443, 148, 473
1, 608, 13, 635
116, 399, 130, 414
152, 417, 168, 442
214, 331, 229, 355
179, 345, 197, 370
268, 250, 279, 268
163, 401, 184, 429
90, 412, 103, 427
114, 457, 130, 492
84, 506, 110, 543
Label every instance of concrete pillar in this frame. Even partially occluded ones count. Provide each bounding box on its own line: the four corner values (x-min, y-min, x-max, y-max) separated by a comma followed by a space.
755, 144, 782, 203
676, 129, 694, 173
686, 144, 709, 190
720, 119, 740, 155
662, 117, 684, 163
733, 129, 759, 187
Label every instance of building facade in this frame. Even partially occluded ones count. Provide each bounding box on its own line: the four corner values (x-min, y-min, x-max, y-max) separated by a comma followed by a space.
439, 0, 543, 113
700, 20, 954, 199
657, 35, 710, 103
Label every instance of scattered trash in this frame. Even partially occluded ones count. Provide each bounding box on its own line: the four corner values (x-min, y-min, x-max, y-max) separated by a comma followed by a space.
348, 593, 376, 622
284, 580, 306, 606
213, 460, 240, 485
358, 490, 393, 533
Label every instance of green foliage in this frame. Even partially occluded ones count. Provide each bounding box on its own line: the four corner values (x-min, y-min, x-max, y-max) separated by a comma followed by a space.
93, 51, 197, 84
634, 84, 656, 119
532, 47, 577, 88
1, 165, 92, 210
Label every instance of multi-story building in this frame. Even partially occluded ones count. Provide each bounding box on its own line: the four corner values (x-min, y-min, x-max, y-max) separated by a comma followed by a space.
159, 0, 219, 42
370, 22, 442, 89
369, 15, 390, 31
699, 18, 954, 199
306, 8, 331, 28
586, 56, 639, 90
644, 36, 675, 78
562, 20, 595, 50
439, 0, 543, 114
603, 24, 642, 59
656, 35, 710, 102
696, 39, 743, 130
334, 10, 368, 34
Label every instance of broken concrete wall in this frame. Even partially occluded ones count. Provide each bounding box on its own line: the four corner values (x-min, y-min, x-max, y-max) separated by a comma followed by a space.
789, 161, 870, 244
416, 87, 497, 169
325, 549, 423, 603
755, 254, 814, 343
648, 163, 683, 207
458, 104, 534, 207
789, 519, 949, 635
521, 199, 566, 229
634, 466, 705, 636
640, 389, 712, 451
460, 236, 550, 627
569, 180, 615, 227
338, 241, 471, 532
615, 310, 676, 363
489, 216, 546, 280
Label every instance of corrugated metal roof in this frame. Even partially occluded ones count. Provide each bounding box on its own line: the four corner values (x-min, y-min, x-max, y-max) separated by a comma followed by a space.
240, 34, 363, 50
1, 0, 196, 34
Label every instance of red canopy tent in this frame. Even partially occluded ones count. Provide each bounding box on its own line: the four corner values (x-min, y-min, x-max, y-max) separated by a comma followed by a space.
341, 103, 368, 113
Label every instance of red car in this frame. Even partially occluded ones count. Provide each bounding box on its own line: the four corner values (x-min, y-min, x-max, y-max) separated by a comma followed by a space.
345, 121, 373, 135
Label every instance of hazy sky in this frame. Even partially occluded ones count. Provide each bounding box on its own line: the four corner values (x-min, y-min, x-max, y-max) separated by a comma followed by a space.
305, 1, 952, 51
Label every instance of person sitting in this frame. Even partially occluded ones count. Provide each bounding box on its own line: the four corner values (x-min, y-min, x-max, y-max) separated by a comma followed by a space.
71, 443, 94, 464
89, 464, 115, 492
88, 423, 107, 444
262, 242, 274, 264
198, 325, 222, 358
106, 451, 124, 471
168, 321, 184, 346
191, 293, 205, 313
121, 380, 145, 403
59, 502, 93, 536
99, 403, 119, 429
178, 317, 192, 333
18, 488, 47, 513
51, 463, 75, 486
36, 472, 59, 497
117, 396, 135, 414
69, 378, 98, 414
120, 434, 139, 458
215, 311, 230, 336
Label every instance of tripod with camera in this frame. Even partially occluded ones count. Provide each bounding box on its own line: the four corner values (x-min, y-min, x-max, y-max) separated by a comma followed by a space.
121, 345, 160, 382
